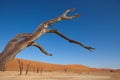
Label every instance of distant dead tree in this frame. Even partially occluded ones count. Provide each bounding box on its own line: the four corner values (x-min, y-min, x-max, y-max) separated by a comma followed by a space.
36, 67, 43, 76
0, 8, 95, 70
64, 65, 67, 73
17, 59, 23, 75
36, 67, 39, 73
25, 63, 31, 75
40, 67, 43, 76
32, 67, 36, 73
110, 70, 114, 72
2, 64, 6, 72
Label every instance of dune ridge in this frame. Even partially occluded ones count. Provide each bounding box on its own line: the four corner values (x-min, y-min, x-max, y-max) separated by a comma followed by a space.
6, 58, 91, 71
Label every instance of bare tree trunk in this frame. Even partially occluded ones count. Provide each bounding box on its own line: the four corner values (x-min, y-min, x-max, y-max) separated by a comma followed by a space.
25, 63, 30, 75
0, 8, 95, 71
64, 65, 67, 73
40, 67, 43, 76
36, 67, 39, 73
17, 59, 23, 75
0, 63, 5, 71
2, 64, 6, 72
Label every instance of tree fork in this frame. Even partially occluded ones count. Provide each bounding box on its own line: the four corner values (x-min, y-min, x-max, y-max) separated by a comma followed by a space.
0, 8, 95, 71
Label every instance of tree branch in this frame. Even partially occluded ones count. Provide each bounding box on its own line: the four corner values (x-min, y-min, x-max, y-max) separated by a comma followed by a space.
1, 33, 31, 54
31, 42, 52, 56
46, 30, 95, 51
44, 8, 79, 26
61, 8, 79, 20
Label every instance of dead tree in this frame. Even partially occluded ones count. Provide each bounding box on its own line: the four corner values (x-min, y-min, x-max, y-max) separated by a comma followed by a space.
64, 66, 67, 73
25, 63, 31, 75
17, 59, 23, 75
40, 67, 43, 76
1, 64, 6, 72
2, 64, 6, 72
0, 8, 95, 71
36, 67, 39, 73
33, 67, 36, 73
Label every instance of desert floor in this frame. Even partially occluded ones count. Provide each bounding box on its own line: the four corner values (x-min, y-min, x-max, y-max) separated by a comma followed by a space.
0, 71, 120, 80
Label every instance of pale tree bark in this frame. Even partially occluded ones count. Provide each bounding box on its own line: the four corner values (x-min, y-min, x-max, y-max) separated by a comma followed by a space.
17, 59, 23, 75
25, 63, 30, 75
0, 8, 95, 71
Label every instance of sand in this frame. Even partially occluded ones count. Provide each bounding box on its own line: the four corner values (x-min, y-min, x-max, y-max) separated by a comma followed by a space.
1, 59, 119, 80
0, 71, 120, 80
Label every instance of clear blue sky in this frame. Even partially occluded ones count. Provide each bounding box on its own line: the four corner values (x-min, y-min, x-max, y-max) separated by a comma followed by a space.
0, 0, 120, 69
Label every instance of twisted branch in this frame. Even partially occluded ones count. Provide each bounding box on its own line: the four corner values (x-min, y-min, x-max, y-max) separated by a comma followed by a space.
46, 30, 95, 51
31, 42, 52, 56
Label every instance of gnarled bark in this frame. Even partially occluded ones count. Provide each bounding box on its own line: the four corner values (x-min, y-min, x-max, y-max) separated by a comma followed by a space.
0, 8, 95, 71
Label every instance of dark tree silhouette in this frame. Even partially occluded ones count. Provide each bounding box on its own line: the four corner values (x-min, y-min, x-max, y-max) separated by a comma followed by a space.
0, 8, 95, 71
36, 67, 39, 73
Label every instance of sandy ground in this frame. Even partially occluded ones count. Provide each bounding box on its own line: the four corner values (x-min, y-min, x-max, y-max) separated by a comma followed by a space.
0, 71, 120, 80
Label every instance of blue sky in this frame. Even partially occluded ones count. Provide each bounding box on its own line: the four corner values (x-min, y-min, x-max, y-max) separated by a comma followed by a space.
0, 0, 120, 69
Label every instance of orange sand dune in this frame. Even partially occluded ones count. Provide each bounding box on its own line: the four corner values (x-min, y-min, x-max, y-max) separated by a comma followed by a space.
6, 58, 91, 71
